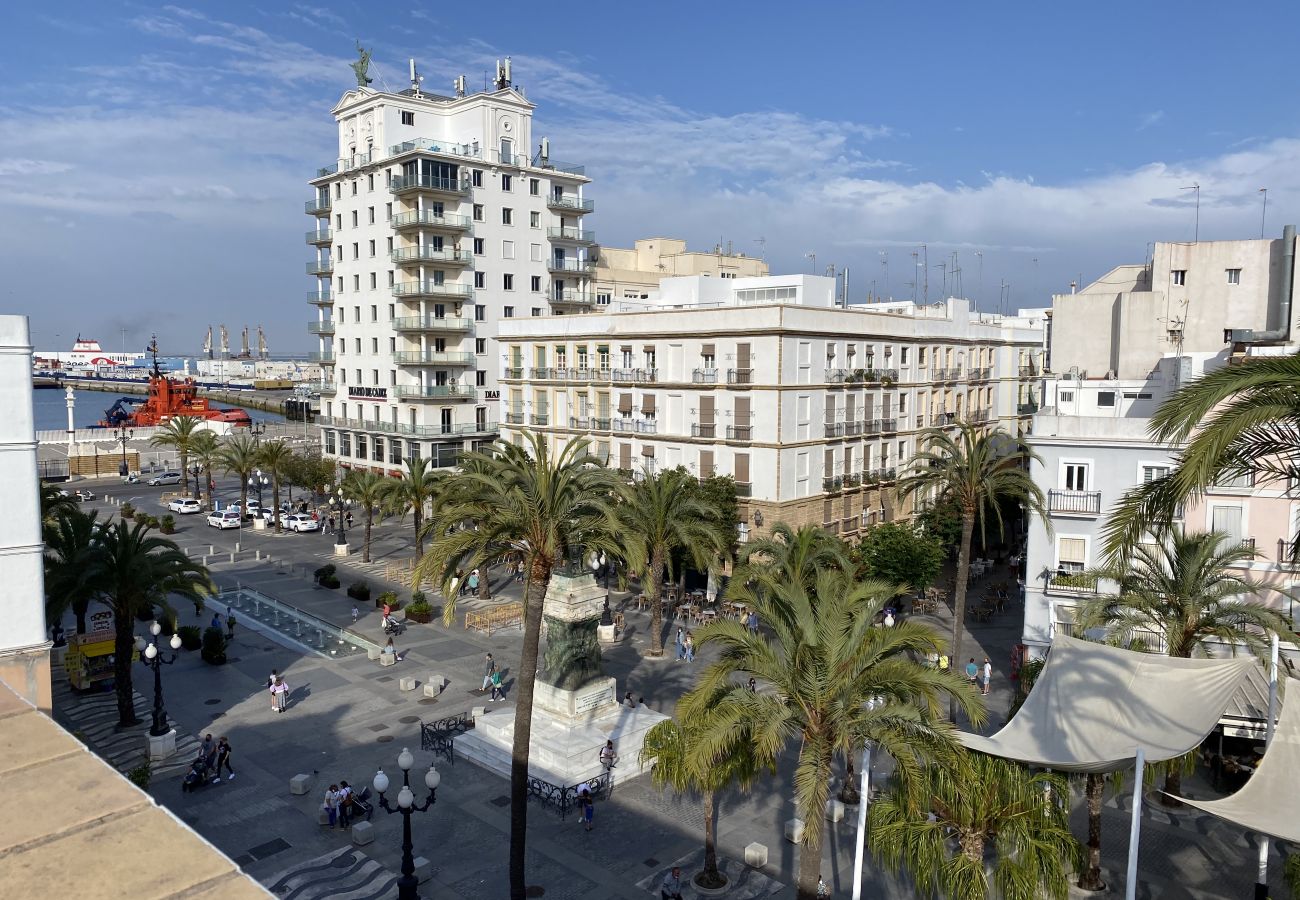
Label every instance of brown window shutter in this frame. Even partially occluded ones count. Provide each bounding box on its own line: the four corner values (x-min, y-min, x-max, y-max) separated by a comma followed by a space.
619, 443, 631, 470
641, 444, 655, 457
735, 397, 751, 423
845, 395, 856, 417
617, 393, 632, 414
824, 448, 835, 472
735, 452, 750, 483
620, 345, 632, 353
641, 393, 657, 415
699, 450, 714, 478
825, 396, 836, 418
701, 343, 715, 356
700, 396, 715, 422
736, 343, 751, 368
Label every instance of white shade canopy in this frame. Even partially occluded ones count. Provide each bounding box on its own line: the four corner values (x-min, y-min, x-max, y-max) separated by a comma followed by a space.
959, 635, 1258, 773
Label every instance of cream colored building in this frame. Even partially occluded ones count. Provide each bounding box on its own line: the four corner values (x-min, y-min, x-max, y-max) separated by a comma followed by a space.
498, 275, 1043, 539
592, 238, 768, 305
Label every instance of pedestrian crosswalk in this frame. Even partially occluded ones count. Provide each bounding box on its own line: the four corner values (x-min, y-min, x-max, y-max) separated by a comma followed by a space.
265, 847, 399, 900
51, 678, 203, 781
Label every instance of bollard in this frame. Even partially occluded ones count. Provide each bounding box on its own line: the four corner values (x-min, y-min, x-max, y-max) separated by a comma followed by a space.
229, 552, 235, 563
255, 550, 261, 561
296, 622, 303, 636
209, 545, 214, 555
234, 542, 241, 553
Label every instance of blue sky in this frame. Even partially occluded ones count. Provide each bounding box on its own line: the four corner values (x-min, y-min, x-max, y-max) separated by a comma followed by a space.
5, 1, 1300, 353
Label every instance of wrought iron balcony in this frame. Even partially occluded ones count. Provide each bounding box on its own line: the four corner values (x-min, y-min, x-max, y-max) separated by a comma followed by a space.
1047, 489, 1102, 516
611, 368, 657, 383
529, 414, 550, 426
691, 423, 716, 438
823, 476, 843, 492
1047, 572, 1097, 594
692, 368, 719, 384
727, 368, 753, 385
726, 425, 753, 441
824, 423, 845, 438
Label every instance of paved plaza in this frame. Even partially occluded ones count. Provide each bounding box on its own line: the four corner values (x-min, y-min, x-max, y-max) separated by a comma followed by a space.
46, 477, 1297, 898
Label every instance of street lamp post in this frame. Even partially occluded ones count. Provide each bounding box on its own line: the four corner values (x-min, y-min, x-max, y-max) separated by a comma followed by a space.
329, 489, 352, 548
249, 470, 269, 510
114, 424, 135, 477
135, 621, 183, 738
190, 464, 202, 502
373, 748, 440, 900
250, 422, 266, 446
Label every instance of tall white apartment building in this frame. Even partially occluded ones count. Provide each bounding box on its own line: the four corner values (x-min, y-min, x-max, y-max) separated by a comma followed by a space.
307, 59, 595, 470
1022, 226, 1300, 657
498, 275, 1044, 539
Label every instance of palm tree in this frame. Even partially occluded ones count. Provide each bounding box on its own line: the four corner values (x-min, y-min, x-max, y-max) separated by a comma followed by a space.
216, 433, 259, 518
1102, 352, 1300, 557
382, 456, 442, 557
727, 520, 849, 595
256, 440, 294, 533
93, 520, 214, 726
40, 481, 77, 532
413, 432, 628, 900
44, 507, 103, 634
1077, 530, 1292, 802
1076, 770, 1124, 891
341, 469, 389, 562
640, 685, 769, 890
898, 423, 1047, 720
189, 430, 220, 509
682, 563, 984, 900
149, 415, 203, 496
869, 752, 1082, 900
620, 467, 731, 655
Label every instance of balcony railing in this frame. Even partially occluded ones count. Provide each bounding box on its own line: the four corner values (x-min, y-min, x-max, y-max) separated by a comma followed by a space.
840, 368, 899, 384
823, 476, 843, 492
389, 384, 478, 400
308, 351, 335, 363
392, 281, 474, 299
843, 473, 862, 488
306, 260, 334, 275
307, 290, 332, 305
505, 412, 524, 425
306, 228, 333, 244
307, 319, 335, 334
318, 415, 496, 438
824, 423, 845, 438
551, 290, 595, 305
392, 351, 476, 366
691, 423, 716, 438
734, 481, 752, 498
633, 419, 657, 434
316, 149, 375, 177
387, 138, 482, 160
930, 412, 958, 427
529, 414, 550, 426
547, 258, 596, 274
880, 418, 898, 432
391, 316, 472, 333
1047, 572, 1097, 594
529, 367, 557, 379
726, 425, 753, 441
592, 417, 611, 430
611, 368, 658, 383
1048, 489, 1102, 516
968, 367, 992, 381
1018, 402, 1040, 415
305, 197, 331, 215
825, 368, 849, 383
316, 383, 337, 396
389, 174, 471, 195
391, 247, 473, 266
389, 210, 472, 231
546, 227, 597, 243
546, 194, 595, 213
1019, 365, 1039, 377
1278, 538, 1297, 564
727, 368, 753, 385
692, 368, 718, 384
568, 416, 591, 430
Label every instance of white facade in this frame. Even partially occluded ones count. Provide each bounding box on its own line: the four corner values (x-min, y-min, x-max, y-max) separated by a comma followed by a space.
307, 63, 594, 470
499, 275, 1044, 538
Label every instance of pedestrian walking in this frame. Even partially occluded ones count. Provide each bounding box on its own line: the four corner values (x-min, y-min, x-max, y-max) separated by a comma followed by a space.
746, 610, 759, 634
489, 669, 505, 701
514, 560, 525, 583
748, 677, 757, 693
200, 733, 217, 770
327, 515, 336, 534
210, 612, 221, 631
351, 605, 359, 624
982, 657, 992, 696
225, 607, 236, 641
661, 866, 685, 900
345, 512, 353, 529
883, 610, 895, 628
684, 632, 695, 663
576, 781, 594, 831
337, 781, 353, 827
467, 569, 480, 595
674, 626, 685, 661
215, 736, 235, 780
481, 653, 496, 691
938, 654, 950, 672
323, 784, 339, 829
272, 675, 289, 712
817, 874, 831, 897
599, 739, 617, 772
965, 658, 979, 685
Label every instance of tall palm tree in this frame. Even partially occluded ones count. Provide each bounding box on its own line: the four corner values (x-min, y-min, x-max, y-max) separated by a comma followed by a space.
382, 456, 442, 557
727, 520, 849, 595
1075, 769, 1125, 891
189, 430, 219, 509
621, 467, 731, 655
44, 507, 103, 634
1103, 352, 1300, 557
341, 469, 389, 562
40, 481, 77, 533
413, 432, 628, 900
683, 563, 984, 900
869, 752, 1082, 900
93, 520, 214, 726
255, 439, 294, 533
640, 685, 769, 890
149, 415, 203, 496
1077, 529, 1291, 802
216, 432, 259, 518
898, 423, 1047, 719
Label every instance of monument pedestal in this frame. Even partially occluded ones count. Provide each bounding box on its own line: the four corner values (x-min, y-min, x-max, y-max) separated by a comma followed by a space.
146, 728, 177, 762
453, 570, 666, 784
332, 542, 350, 557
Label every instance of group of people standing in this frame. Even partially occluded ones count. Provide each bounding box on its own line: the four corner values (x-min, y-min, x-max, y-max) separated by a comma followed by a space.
321, 781, 356, 829
674, 627, 695, 662
268, 669, 289, 712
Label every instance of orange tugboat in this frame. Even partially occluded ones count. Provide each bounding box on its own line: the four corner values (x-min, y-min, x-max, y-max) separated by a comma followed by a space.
98, 336, 252, 428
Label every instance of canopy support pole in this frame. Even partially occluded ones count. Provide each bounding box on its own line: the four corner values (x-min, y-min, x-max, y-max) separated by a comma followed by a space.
1254, 634, 1280, 900
1125, 746, 1145, 900
850, 742, 871, 900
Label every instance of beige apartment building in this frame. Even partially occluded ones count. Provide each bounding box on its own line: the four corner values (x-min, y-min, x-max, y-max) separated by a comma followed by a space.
591, 238, 768, 305
498, 275, 1044, 541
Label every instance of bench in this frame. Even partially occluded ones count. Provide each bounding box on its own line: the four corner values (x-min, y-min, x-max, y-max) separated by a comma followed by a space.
420, 713, 473, 765
464, 602, 524, 636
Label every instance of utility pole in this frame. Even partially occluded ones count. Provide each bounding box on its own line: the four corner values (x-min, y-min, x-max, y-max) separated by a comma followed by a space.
1259, 188, 1268, 239
1181, 183, 1201, 241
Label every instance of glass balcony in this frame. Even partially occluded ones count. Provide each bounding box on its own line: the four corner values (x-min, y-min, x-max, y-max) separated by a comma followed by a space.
547, 258, 596, 274
545, 194, 595, 213
308, 351, 335, 364
316, 383, 337, 396
306, 260, 333, 275
305, 197, 331, 215
530, 155, 586, 176
307, 319, 335, 335
551, 290, 594, 305
387, 138, 482, 160
389, 210, 472, 232
318, 415, 497, 438
305, 228, 333, 245
390, 174, 471, 196
390, 384, 478, 401
392, 282, 474, 300
546, 227, 597, 244
392, 351, 476, 366
391, 316, 472, 333
307, 290, 332, 306
391, 247, 473, 266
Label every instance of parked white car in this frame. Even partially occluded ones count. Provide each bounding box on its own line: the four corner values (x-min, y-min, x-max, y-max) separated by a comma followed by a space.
206, 510, 241, 529
168, 498, 201, 515
147, 472, 182, 486
284, 514, 320, 532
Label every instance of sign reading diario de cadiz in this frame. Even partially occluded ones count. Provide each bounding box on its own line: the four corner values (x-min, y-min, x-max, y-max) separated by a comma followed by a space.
347, 387, 388, 399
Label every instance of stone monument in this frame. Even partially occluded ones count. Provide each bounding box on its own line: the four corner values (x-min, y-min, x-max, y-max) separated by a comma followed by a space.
454, 569, 667, 784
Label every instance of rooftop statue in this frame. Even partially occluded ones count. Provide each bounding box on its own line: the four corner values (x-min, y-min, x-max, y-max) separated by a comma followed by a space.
350, 41, 373, 87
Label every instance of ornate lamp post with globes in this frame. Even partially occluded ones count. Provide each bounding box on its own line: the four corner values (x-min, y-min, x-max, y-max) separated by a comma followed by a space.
329, 486, 352, 556
373, 747, 440, 899
135, 621, 183, 759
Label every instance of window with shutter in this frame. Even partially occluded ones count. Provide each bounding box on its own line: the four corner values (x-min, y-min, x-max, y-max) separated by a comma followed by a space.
1057, 538, 1087, 571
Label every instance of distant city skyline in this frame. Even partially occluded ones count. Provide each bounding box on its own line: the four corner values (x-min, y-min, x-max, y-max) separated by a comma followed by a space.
5, 1, 1299, 353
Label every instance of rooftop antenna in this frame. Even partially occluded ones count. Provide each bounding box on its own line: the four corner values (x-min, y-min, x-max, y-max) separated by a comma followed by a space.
453, 75, 466, 97
408, 59, 424, 97
754, 237, 767, 260
1259, 187, 1268, 239
540, 137, 550, 163
879, 251, 889, 297
975, 251, 984, 304
910, 250, 919, 301
933, 261, 947, 298
1180, 182, 1201, 241
805, 251, 816, 273
921, 243, 929, 303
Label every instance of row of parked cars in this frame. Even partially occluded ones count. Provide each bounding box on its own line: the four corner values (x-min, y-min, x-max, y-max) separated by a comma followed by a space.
203, 503, 321, 532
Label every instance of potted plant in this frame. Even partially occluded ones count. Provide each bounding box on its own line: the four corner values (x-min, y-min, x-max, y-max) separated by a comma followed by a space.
200, 626, 227, 665
404, 592, 434, 624
376, 589, 398, 611
121, 502, 135, 519
314, 564, 341, 589
346, 581, 371, 604
176, 625, 202, 650
159, 514, 176, 534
